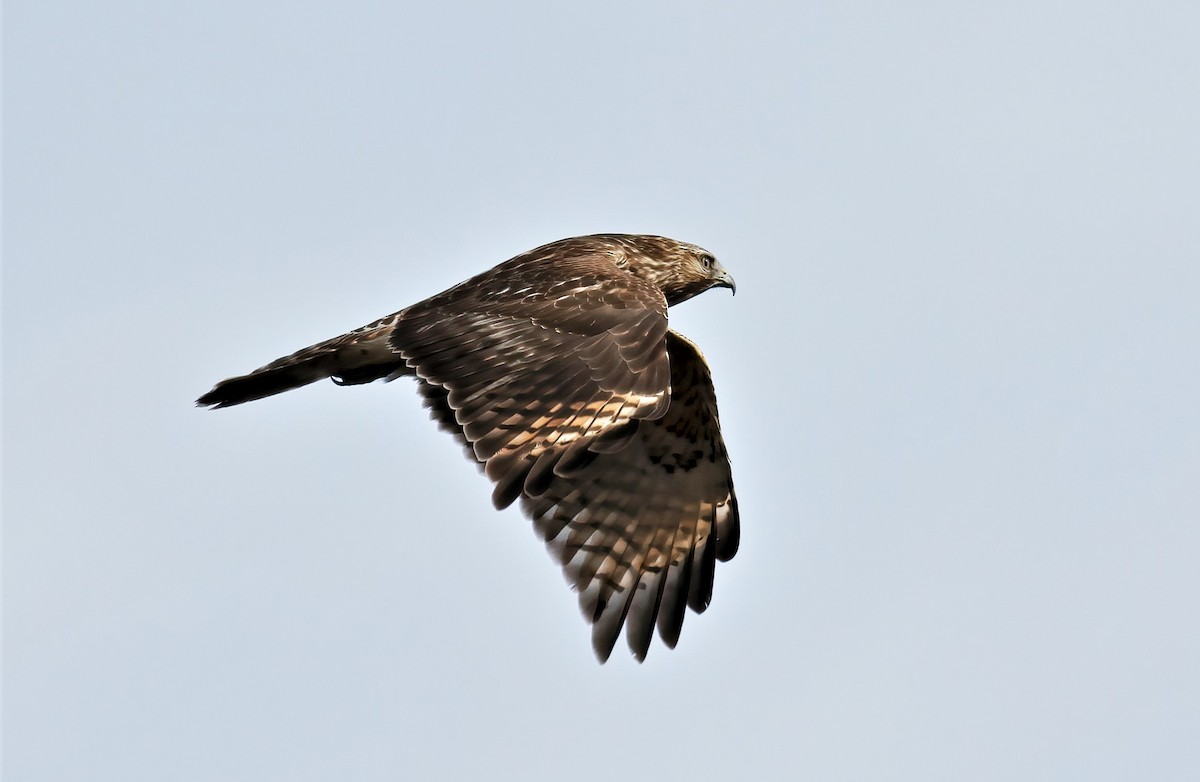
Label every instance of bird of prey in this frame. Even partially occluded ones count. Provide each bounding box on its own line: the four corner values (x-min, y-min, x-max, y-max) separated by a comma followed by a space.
198, 234, 739, 662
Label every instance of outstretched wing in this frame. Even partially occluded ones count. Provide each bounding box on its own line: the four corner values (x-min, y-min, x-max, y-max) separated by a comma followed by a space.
390, 250, 673, 510
524, 331, 739, 661
420, 330, 739, 661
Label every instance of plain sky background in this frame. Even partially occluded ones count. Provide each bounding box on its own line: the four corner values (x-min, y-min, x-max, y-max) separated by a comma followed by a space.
6, 1, 1199, 779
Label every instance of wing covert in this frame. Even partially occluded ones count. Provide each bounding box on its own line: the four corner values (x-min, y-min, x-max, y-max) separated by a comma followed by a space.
391, 258, 673, 509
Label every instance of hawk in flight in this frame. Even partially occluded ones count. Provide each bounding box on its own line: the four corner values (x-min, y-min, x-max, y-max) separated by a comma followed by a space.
198, 234, 739, 661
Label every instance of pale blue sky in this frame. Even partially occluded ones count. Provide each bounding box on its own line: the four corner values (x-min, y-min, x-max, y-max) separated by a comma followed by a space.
6, 2, 1199, 780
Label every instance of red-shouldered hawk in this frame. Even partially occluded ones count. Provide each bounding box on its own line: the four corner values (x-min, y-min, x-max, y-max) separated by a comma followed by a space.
198, 234, 739, 661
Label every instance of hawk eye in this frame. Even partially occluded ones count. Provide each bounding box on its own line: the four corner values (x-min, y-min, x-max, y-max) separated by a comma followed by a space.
700, 254, 714, 270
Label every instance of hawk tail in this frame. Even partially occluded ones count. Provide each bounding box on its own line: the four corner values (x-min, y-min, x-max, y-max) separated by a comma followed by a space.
196, 317, 410, 409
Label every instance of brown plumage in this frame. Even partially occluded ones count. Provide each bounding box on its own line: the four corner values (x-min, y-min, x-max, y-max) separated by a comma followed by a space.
198, 234, 739, 661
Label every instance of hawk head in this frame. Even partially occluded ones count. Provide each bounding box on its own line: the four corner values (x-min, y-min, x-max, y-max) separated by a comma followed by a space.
607, 235, 736, 306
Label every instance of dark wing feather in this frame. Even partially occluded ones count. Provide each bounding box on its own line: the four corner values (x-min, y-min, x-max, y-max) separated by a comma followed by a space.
390, 251, 673, 510
520, 331, 739, 661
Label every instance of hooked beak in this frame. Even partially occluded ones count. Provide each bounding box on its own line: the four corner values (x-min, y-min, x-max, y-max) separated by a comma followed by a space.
714, 264, 736, 295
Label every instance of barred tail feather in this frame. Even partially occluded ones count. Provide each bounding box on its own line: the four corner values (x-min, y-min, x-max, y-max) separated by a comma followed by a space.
197, 318, 410, 409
